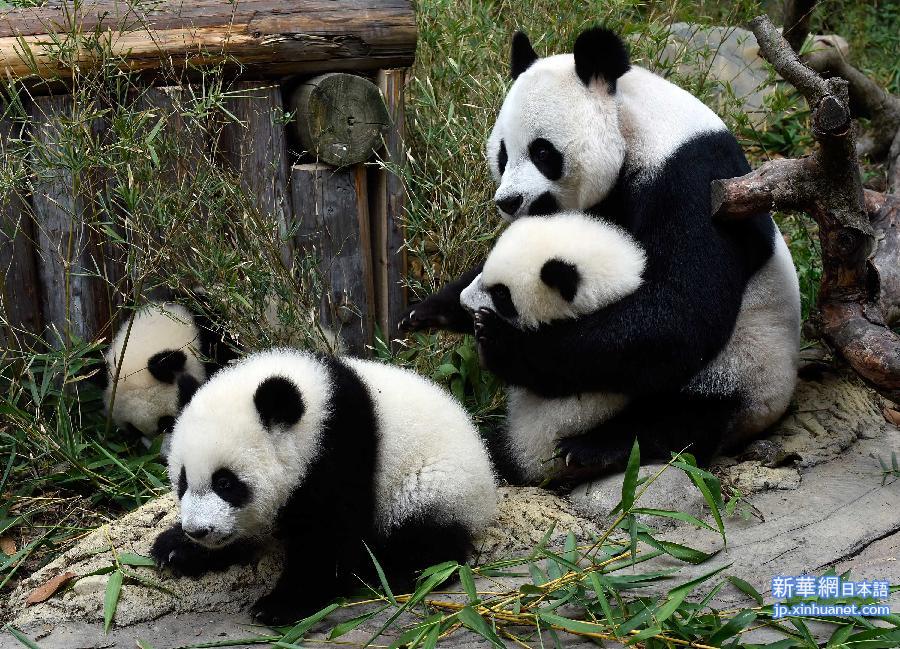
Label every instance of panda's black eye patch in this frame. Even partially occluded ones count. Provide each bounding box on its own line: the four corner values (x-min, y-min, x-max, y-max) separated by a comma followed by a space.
211, 468, 251, 507
488, 284, 518, 321
177, 466, 187, 499
147, 350, 187, 384
529, 138, 563, 181
498, 140, 508, 175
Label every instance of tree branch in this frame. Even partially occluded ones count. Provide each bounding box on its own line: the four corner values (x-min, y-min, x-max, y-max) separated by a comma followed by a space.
715, 14, 900, 401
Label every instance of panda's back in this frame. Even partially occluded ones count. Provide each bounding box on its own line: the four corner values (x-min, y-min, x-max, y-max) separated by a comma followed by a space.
343, 357, 497, 536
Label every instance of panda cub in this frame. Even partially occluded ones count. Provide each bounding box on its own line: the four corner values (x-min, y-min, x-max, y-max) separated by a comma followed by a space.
151, 348, 497, 625
99, 302, 233, 454
461, 212, 645, 482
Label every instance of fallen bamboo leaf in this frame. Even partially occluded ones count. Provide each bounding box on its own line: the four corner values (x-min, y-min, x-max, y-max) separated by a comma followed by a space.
25, 570, 77, 605
0, 535, 16, 556
883, 407, 900, 427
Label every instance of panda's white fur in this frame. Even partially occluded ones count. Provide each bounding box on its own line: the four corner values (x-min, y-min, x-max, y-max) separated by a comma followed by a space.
685, 233, 801, 442
463, 212, 646, 330
168, 349, 497, 547
461, 212, 645, 482
104, 302, 206, 445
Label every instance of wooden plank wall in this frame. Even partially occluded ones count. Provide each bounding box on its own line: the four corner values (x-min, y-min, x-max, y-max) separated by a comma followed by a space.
0, 75, 408, 356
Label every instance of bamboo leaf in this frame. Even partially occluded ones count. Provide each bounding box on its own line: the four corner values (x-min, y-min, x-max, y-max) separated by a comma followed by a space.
620, 439, 641, 511
457, 606, 504, 648
709, 610, 757, 645
117, 552, 155, 567
328, 606, 388, 640
726, 574, 764, 605
103, 569, 124, 633
364, 543, 396, 605
4, 625, 43, 649
459, 564, 478, 603
281, 602, 340, 643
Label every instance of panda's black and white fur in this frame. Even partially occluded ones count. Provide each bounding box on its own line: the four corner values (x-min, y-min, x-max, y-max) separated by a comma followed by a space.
97, 302, 237, 455
461, 211, 645, 481
151, 348, 497, 625
400, 27, 801, 477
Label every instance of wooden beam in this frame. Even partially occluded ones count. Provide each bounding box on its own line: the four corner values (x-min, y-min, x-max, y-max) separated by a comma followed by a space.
0, 0, 416, 84
29, 94, 107, 346
372, 68, 407, 345
219, 81, 293, 269
292, 163, 375, 355
0, 112, 43, 345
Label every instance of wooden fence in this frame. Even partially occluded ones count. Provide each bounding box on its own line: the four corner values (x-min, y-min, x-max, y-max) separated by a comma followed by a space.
0, 0, 415, 355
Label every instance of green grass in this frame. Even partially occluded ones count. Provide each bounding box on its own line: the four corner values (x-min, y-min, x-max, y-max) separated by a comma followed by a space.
1, 0, 899, 645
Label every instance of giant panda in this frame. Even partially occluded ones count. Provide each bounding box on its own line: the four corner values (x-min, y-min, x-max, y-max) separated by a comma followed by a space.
460, 211, 645, 482
400, 27, 801, 478
98, 302, 236, 453
150, 348, 497, 625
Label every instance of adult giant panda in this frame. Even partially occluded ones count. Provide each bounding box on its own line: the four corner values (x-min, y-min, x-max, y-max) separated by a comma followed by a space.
99, 302, 236, 453
400, 27, 801, 477
151, 348, 497, 625
461, 211, 645, 482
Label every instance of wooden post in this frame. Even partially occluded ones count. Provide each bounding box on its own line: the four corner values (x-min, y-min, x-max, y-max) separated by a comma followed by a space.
292, 163, 375, 355
0, 114, 43, 345
291, 73, 390, 167
30, 95, 106, 346
372, 68, 408, 344
219, 81, 293, 269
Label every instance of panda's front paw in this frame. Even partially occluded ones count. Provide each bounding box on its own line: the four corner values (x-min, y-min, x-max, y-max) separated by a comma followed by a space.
151, 524, 206, 577
398, 300, 450, 333
473, 308, 517, 367
251, 592, 315, 627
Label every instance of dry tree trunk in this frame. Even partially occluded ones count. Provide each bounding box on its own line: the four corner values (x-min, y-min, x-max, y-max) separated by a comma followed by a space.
712, 15, 900, 402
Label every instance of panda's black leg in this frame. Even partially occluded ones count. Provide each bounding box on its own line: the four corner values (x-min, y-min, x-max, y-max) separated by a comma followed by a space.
554, 394, 739, 485
151, 523, 256, 577
372, 513, 474, 592
250, 540, 348, 626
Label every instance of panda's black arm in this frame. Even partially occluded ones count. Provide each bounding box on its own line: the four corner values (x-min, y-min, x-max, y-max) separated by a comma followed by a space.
474, 276, 741, 398
398, 263, 484, 334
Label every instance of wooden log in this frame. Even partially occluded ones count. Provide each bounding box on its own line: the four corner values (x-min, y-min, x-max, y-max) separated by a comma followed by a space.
219, 81, 293, 268
29, 94, 105, 346
0, 112, 43, 345
372, 68, 407, 343
0, 1, 417, 85
291, 73, 390, 167
291, 163, 375, 355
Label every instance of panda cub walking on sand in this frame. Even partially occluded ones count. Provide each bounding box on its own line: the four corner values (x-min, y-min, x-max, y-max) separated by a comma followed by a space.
151, 349, 497, 625
461, 211, 646, 483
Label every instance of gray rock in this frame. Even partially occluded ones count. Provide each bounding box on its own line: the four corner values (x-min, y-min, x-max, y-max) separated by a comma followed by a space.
568, 463, 705, 530
658, 23, 849, 127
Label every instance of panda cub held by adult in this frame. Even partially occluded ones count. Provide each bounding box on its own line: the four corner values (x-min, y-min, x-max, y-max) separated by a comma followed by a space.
98, 302, 235, 454
151, 349, 497, 625
461, 211, 645, 483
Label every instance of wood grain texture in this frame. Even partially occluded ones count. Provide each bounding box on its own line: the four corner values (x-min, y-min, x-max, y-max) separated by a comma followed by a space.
372, 68, 407, 344
0, 112, 43, 343
0, 0, 416, 82
292, 163, 374, 355
30, 94, 105, 346
292, 73, 389, 166
218, 81, 293, 269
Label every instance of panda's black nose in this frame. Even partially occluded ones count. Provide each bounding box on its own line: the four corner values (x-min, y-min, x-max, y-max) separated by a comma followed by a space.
184, 526, 210, 540
496, 194, 523, 216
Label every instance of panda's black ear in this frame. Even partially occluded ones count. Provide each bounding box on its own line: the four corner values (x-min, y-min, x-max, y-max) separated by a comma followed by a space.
177, 374, 200, 410
540, 259, 581, 302
511, 31, 538, 80
148, 350, 187, 384
573, 26, 630, 91
254, 376, 305, 430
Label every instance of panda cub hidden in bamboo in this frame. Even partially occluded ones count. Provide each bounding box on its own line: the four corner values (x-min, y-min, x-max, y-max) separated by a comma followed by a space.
151, 348, 498, 625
